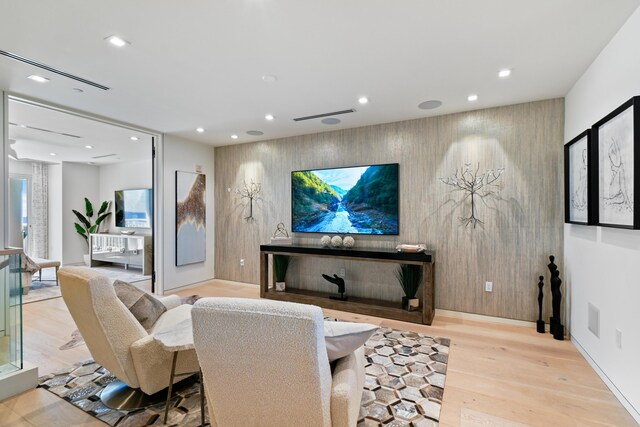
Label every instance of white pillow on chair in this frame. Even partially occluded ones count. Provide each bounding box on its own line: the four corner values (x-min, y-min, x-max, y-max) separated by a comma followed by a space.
324, 320, 378, 362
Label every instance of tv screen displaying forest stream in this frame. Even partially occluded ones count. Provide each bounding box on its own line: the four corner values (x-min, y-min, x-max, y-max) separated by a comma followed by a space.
291, 164, 399, 234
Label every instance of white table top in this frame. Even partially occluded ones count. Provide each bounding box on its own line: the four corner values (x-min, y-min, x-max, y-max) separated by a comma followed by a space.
153, 316, 194, 352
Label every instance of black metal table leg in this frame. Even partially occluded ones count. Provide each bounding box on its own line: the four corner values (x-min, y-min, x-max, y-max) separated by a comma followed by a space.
164, 352, 178, 424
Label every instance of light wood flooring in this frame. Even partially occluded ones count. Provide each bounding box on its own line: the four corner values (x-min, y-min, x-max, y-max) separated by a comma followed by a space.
0, 279, 636, 426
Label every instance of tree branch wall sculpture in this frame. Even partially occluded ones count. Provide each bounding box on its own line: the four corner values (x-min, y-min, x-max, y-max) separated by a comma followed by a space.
235, 180, 262, 222
439, 163, 504, 228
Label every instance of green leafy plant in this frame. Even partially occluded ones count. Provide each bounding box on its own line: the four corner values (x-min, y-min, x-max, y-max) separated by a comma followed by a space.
73, 198, 112, 248
274, 255, 291, 282
395, 264, 423, 299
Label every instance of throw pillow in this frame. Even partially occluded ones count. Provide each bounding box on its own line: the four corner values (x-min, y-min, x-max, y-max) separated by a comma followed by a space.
324, 320, 378, 362
113, 280, 167, 330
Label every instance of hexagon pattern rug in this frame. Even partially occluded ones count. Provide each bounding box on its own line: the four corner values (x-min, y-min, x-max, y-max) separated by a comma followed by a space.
39, 327, 450, 426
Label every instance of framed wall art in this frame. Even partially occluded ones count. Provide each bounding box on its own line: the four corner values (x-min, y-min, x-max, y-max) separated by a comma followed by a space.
176, 171, 206, 265
592, 96, 640, 229
564, 130, 594, 225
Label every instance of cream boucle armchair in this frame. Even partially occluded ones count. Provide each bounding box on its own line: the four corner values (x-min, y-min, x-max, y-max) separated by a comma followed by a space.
58, 266, 200, 409
192, 297, 366, 427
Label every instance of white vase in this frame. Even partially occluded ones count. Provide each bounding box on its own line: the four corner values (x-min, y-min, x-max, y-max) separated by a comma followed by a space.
83, 254, 91, 267
275, 281, 286, 292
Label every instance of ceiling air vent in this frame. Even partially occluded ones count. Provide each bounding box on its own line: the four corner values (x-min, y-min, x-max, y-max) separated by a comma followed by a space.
0, 49, 110, 90
91, 154, 117, 159
293, 109, 355, 122
10, 122, 81, 138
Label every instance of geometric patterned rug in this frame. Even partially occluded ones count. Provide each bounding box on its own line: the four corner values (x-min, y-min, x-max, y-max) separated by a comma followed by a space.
39, 327, 450, 426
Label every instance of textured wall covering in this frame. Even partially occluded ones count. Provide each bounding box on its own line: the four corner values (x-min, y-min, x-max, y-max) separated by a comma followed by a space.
215, 99, 564, 321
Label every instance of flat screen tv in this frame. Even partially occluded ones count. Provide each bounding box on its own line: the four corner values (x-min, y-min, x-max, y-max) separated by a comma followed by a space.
292, 163, 399, 235
115, 189, 153, 228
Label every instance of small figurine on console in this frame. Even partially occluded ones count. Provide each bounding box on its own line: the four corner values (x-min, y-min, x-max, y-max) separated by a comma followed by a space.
322, 273, 347, 301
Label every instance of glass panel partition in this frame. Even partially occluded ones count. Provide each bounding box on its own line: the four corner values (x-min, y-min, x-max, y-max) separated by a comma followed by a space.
0, 250, 23, 377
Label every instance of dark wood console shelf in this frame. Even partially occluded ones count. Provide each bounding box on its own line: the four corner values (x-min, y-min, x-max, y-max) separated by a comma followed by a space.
259, 244, 435, 325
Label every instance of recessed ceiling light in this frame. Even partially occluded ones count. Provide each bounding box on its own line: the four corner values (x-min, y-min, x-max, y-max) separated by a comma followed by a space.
130, 136, 139, 141
358, 96, 369, 105
27, 75, 49, 83
246, 130, 264, 136
49, 152, 57, 156
498, 69, 512, 78
321, 118, 341, 125
85, 145, 93, 149
467, 94, 478, 102
265, 114, 275, 121
231, 134, 239, 139
262, 75, 277, 83
196, 127, 205, 133
418, 100, 443, 110
106, 35, 128, 47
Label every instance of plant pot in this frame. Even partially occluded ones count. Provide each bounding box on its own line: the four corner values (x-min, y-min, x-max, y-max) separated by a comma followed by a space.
402, 296, 420, 312
275, 281, 286, 292
83, 254, 91, 267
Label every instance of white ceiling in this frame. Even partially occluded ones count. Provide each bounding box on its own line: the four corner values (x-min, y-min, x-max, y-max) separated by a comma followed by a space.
0, 0, 638, 147
8, 99, 152, 164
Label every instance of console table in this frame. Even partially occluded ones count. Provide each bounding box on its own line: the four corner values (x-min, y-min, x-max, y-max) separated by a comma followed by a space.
259, 244, 435, 325
90, 234, 152, 275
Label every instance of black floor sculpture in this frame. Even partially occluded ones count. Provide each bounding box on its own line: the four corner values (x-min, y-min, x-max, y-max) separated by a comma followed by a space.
322, 274, 348, 301
547, 255, 564, 341
537, 276, 545, 333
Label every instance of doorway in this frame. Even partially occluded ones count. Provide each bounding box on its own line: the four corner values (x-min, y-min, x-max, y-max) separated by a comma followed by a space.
4, 94, 162, 296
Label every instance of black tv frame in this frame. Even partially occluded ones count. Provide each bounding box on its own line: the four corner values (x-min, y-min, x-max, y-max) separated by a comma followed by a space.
290, 162, 399, 235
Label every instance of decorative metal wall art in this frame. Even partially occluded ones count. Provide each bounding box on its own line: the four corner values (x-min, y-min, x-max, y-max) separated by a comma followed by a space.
439, 163, 504, 228
235, 180, 262, 222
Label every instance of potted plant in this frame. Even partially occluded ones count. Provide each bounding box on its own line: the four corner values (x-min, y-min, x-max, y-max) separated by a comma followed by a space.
395, 264, 422, 311
73, 198, 112, 266
273, 255, 291, 291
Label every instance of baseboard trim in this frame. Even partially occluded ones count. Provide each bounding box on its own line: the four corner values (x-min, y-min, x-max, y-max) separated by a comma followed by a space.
435, 309, 537, 328
572, 337, 640, 424
0, 362, 38, 401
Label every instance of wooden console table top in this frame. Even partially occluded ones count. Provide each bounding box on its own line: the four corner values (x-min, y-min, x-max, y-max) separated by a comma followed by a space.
259, 243, 434, 264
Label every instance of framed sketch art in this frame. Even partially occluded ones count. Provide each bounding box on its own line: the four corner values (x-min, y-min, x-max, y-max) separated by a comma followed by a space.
592, 96, 640, 229
175, 171, 206, 265
564, 130, 593, 225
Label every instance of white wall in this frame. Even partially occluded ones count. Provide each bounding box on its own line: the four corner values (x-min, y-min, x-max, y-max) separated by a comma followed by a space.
162, 135, 215, 291
47, 164, 62, 262
8, 159, 34, 176
564, 5, 640, 421
61, 163, 100, 265
99, 159, 152, 234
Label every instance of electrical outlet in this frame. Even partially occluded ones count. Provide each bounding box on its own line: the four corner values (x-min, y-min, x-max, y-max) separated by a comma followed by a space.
616, 329, 622, 349
339, 268, 346, 278
240, 259, 245, 267
485, 281, 493, 292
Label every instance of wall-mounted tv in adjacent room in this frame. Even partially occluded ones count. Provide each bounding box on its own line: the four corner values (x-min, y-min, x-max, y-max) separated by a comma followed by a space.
115, 188, 153, 228
292, 163, 399, 235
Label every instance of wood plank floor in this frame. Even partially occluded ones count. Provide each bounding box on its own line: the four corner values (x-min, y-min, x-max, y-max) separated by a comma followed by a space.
0, 279, 636, 426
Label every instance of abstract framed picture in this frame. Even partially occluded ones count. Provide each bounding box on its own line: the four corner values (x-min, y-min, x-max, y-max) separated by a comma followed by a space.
592, 96, 640, 229
564, 130, 594, 225
175, 171, 206, 266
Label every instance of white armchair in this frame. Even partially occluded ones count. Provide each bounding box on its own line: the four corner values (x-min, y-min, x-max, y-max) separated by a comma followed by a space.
191, 297, 365, 427
58, 266, 199, 409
